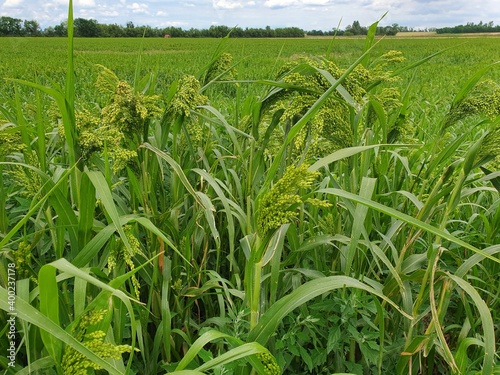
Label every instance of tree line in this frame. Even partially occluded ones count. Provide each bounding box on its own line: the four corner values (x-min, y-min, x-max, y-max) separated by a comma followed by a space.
2, 16, 497, 38
0, 16, 306, 38
0, 16, 407, 38
436, 21, 500, 34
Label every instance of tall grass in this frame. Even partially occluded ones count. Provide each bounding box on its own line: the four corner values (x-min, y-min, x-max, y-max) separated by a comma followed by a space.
1, 2, 499, 374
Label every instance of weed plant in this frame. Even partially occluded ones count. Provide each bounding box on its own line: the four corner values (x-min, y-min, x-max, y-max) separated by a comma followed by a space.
0, 4, 499, 374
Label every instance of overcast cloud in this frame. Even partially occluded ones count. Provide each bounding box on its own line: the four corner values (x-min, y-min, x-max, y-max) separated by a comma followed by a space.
1, 0, 498, 31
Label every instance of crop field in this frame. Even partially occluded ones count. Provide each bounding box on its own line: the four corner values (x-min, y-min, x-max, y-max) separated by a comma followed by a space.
0, 24, 499, 375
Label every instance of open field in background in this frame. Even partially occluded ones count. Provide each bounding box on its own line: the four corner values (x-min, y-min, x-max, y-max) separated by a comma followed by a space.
1, 36, 500, 100
1, 36, 500, 140
1, 32, 500, 375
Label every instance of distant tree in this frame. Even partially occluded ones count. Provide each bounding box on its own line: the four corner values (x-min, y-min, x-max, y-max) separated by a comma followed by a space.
23, 20, 40, 36
74, 18, 100, 37
163, 26, 185, 37
275, 27, 305, 37
231, 27, 245, 37
346, 20, 367, 35
53, 21, 67, 37
208, 25, 231, 38
307, 30, 325, 36
0, 16, 23, 36
436, 21, 500, 34
99, 23, 125, 37
134, 25, 156, 37
384, 23, 399, 36
125, 21, 137, 37
244, 27, 260, 37
263, 25, 275, 37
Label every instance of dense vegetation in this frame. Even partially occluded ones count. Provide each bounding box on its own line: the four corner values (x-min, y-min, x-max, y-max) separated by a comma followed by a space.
4, 14, 499, 38
436, 21, 500, 34
1, 4, 500, 374
0, 15, 399, 38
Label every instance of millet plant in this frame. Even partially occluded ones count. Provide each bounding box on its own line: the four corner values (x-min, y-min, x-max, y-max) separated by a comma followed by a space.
0, 3, 499, 374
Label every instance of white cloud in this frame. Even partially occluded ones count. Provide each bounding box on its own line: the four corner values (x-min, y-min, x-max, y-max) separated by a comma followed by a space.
100, 9, 119, 17
213, 0, 244, 9
160, 20, 187, 27
76, 0, 96, 6
3, 0, 23, 7
264, 0, 295, 8
127, 2, 149, 13
156, 10, 167, 16
302, 0, 330, 4
264, 0, 331, 8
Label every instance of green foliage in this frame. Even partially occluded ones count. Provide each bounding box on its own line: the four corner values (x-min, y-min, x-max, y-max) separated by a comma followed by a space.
259, 51, 406, 160
204, 52, 237, 84
445, 79, 500, 125
0, 17, 499, 375
62, 310, 134, 375
0, 123, 24, 157
169, 75, 208, 117
256, 165, 323, 235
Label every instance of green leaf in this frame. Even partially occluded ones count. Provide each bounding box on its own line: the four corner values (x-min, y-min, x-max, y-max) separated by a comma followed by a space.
14, 356, 56, 375
78, 171, 96, 250
248, 275, 412, 345
141, 143, 203, 206
480, 166, 500, 193
0, 163, 76, 251
86, 170, 131, 253
175, 330, 231, 371
455, 337, 484, 374
309, 144, 413, 172
450, 61, 500, 108
319, 188, 500, 264
38, 265, 63, 363
447, 273, 496, 375
345, 177, 376, 274
361, 13, 387, 67
0, 286, 123, 375
196, 342, 272, 372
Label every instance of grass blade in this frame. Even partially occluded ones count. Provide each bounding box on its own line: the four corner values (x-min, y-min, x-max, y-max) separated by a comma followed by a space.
319, 188, 500, 264
86, 170, 131, 253
446, 273, 496, 375
0, 286, 124, 375
248, 275, 412, 345
38, 265, 63, 363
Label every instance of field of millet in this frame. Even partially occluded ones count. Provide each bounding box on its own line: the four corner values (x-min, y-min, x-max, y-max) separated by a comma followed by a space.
1, 28, 499, 374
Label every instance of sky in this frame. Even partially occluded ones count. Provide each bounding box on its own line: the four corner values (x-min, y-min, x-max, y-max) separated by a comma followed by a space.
1, 0, 499, 31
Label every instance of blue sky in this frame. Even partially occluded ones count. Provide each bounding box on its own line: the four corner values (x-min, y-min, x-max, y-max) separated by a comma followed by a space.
1, 0, 498, 31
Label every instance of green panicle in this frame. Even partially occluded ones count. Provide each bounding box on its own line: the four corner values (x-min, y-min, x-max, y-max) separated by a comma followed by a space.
260, 52, 405, 159
101, 80, 161, 137
108, 225, 142, 298
0, 123, 25, 157
58, 67, 161, 173
445, 79, 500, 127
62, 309, 134, 375
13, 240, 32, 279
256, 351, 281, 375
169, 75, 208, 117
204, 52, 236, 83
257, 164, 325, 235
8, 151, 42, 198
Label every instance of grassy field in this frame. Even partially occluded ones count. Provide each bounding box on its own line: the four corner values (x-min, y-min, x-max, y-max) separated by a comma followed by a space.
0, 26, 499, 375
1, 36, 499, 119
